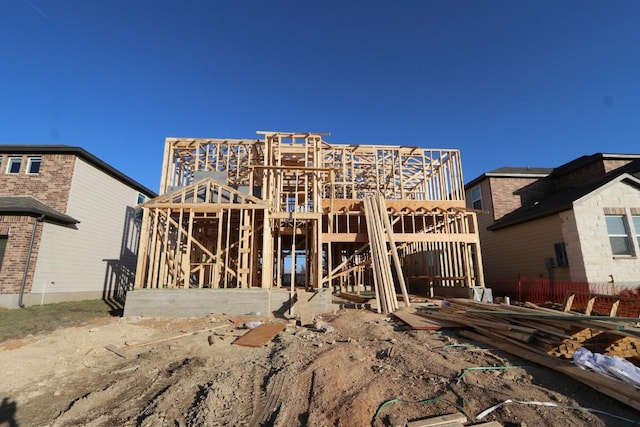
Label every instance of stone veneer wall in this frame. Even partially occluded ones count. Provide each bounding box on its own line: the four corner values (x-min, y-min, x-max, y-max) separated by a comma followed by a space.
571, 179, 640, 287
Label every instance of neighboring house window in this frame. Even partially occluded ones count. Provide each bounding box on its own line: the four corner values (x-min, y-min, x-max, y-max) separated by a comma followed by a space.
554, 242, 568, 267
605, 215, 633, 256
26, 157, 42, 174
6, 157, 21, 174
471, 186, 482, 210
0, 235, 7, 272
135, 193, 146, 220
633, 215, 640, 250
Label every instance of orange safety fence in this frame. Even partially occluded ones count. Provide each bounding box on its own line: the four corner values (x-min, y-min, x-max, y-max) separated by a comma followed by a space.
487, 276, 640, 318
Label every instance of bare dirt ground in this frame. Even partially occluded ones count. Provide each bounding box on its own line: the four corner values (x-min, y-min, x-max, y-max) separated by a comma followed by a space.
1, 307, 638, 427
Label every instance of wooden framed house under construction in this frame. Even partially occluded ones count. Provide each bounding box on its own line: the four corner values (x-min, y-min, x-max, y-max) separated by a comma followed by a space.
130, 132, 486, 316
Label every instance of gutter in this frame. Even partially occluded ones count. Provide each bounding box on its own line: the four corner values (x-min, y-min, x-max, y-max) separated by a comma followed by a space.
18, 215, 45, 308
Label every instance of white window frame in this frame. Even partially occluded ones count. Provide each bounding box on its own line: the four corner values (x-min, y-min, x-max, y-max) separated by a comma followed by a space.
632, 215, 640, 252
6, 157, 22, 174
26, 157, 42, 174
605, 214, 633, 256
471, 186, 482, 210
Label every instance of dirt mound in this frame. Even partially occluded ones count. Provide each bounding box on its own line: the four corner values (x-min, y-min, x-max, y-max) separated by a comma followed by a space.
0, 309, 637, 426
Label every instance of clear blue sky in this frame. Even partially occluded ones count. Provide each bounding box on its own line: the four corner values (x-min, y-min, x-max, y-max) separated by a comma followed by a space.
2, 1, 639, 192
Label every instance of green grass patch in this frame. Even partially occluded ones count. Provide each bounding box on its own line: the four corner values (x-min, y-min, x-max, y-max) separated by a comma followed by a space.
0, 299, 121, 343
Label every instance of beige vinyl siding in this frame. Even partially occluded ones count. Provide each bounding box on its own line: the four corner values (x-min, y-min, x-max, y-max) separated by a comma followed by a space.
559, 210, 586, 282
31, 157, 142, 295
480, 214, 570, 282
572, 180, 640, 286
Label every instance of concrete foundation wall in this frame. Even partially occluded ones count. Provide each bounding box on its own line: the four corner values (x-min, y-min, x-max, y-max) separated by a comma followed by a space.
430, 285, 493, 303
123, 288, 336, 318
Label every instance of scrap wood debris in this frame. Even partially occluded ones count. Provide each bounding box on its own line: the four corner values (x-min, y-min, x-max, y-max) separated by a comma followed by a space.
232, 323, 287, 348
105, 324, 230, 357
411, 298, 640, 412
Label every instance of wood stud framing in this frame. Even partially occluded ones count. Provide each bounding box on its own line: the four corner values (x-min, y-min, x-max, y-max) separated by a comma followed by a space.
134, 132, 485, 302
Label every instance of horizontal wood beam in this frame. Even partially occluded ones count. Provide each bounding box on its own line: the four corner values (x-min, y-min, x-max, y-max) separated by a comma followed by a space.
251, 165, 337, 172
322, 232, 479, 243
322, 199, 466, 213
270, 212, 322, 220
147, 203, 267, 211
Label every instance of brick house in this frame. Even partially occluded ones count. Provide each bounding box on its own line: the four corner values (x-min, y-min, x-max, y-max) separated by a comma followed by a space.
0, 146, 156, 308
465, 153, 640, 289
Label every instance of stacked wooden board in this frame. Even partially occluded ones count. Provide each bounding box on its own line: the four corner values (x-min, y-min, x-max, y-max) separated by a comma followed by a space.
393, 309, 467, 331
363, 194, 410, 314
417, 299, 640, 411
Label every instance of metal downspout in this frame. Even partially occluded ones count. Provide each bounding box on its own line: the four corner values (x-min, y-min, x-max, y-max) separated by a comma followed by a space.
18, 215, 45, 308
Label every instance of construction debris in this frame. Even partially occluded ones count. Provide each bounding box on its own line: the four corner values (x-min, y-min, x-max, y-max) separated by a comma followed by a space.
420, 298, 640, 411
406, 412, 467, 427
232, 323, 287, 348
393, 309, 466, 331
105, 324, 230, 358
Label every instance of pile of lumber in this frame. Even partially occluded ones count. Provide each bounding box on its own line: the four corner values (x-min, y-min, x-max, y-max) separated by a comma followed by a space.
363, 194, 410, 314
417, 299, 640, 411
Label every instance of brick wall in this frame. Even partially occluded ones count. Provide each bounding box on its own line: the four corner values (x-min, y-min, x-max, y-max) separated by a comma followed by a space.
603, 159, 635, 174
0, 153, 75, 212
0, 152, 75, 297
552, 159, 636, 191
0, 215, 43, 294
488, 177, 552, 220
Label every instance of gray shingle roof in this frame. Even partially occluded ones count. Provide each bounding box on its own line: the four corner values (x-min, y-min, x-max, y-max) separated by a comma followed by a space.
465, 167, 553, 188
0, 196, 79, 224
0, 145, 157, 197
488, 159, 640, 230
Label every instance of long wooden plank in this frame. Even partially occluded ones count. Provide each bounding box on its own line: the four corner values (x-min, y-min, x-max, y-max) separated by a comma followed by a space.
406, 412, 467, 427
337, 292, 375, 303
460, 330, 640, 411
464, 310, 639, 322
363, 197, 385, 313
233, 324, 287, 348
106, 325, 230, 357
393, 311, 466, 331
378, 194, 410, 308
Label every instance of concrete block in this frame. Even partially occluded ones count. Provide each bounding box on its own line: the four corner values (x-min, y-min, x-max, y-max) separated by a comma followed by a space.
123, 288, 337, 319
